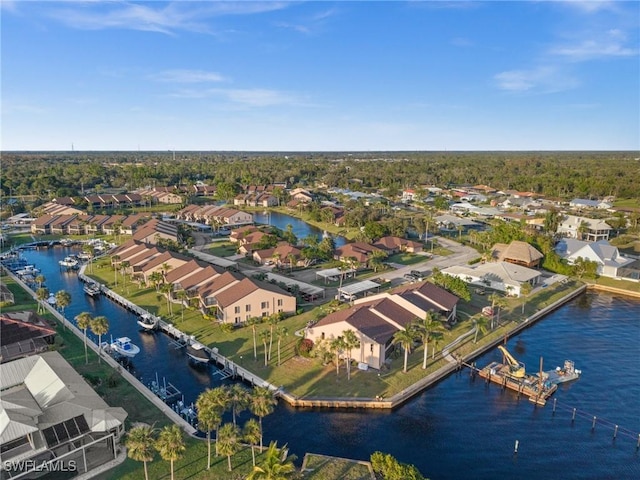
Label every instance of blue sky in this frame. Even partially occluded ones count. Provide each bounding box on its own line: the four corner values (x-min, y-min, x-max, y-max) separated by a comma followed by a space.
2, 1, 639, 151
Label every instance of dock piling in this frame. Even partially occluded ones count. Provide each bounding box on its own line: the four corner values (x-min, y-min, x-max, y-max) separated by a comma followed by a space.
514, 440, 519, 454
552, 398, 557, 415
592, 416, 597, 432
572, 408, 576, 423
613, 425, 618, 440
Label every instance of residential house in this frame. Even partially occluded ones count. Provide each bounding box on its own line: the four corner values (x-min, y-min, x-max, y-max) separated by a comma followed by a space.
289, 188, 313, 203
441, 261, 542, 296
569, 198, 612, 210
373, 236, 422, 254
0, 352, 127, 478
334, 242, 385, 267
556, 239, 635, 278
214, 278, 296, 324
131, 219, 179, 244
557, 215, 612, 242
491, 240, 544, 268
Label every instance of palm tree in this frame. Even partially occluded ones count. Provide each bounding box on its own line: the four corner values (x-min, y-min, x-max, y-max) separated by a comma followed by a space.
217, 423, 240, 472
75, 312, 93, 364
520, 281, 533, 315
415, 312, 443, 369
149, 271, 163, 292
176, 290, 188, 322
487, 293, 501, 330
55, 290, 71, 329
229, 383, 250, 426
111, 254, 121, 286
249, 386, 277, 451
243, 418, 261, 467
392, 326, 416, 373
474, 315, 489, 343
161, 262, 173, 282
275, 326, 288, 366
120, 260, 131, 291
36, 287, 49, 314
330, 337, 346, 376
35, 274, 45, 288
267, 313, 282, 362
161, 283, 173, 316
126, 423, 156, 480
342, 329, 360, 380
493, 296, 508, 328
82, 243, 95, 273
196, 389, 224, 469
247, 316, 261, 361
260, 329, 270, 366
247, 441, 297, 480
155, 424, 185, 480
90, 315, 109, 362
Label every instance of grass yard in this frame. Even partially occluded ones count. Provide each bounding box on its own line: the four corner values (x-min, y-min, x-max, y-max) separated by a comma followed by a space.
302, 454, 374, 480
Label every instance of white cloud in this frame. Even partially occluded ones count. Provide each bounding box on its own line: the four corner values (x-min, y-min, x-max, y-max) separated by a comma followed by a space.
168, 87, 302, 107
550, 37, 637, 60
560, 0, 618, 14
45, 1, 290, 35
152, 70, 226, 83
494, 66, 579, 93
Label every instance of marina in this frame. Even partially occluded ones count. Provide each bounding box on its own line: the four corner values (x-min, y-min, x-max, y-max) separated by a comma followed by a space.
12, 247, 640, 480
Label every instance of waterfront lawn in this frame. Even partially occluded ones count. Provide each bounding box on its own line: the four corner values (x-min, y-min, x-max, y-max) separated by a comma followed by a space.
302, 454, 374, 480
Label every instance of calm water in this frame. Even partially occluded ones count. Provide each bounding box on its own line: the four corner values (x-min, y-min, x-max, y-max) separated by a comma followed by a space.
21, 247, 640, 480
253, 211, 347, 247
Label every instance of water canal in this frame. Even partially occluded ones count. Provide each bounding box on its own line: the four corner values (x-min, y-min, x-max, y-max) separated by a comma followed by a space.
20, 247, 640, 480
253, 211, 347, 247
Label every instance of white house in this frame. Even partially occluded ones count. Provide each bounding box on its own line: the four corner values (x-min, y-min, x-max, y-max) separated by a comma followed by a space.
441, 261, 541, 297
556, 239, 635, 278
569, 198, 612, 210
557, 215, 611, 242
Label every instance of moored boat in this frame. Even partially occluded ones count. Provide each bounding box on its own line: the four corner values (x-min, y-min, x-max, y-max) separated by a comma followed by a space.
186, 342, 210, 364
109, 336, 140, 358
137, 314, 159, 331
83, 282, 101, 297
59, 256, 79, 268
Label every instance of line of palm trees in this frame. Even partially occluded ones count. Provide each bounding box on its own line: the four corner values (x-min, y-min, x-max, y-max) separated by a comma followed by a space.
126, 384, 296, 479
74, 312, 110, 364
245, 313, 288, 367
392, 311, 446, 373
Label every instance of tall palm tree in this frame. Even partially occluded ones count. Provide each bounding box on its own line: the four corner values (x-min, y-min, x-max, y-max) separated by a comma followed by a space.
82, 243, 95, 273
155, 424, 185, 480
229, 383, 250, 426
36, 287, 49, 314
111, 254, 121, 286
275, 326, 288, 366
247, 316, 261, 361
35, 274, 45, 288
249, 386, 277, 451
161, 283, 173, 316
149, 271, 163, 292
217, 423, 240, 472
267, 313, 282, 362
55, 290, 71, 329
247, 441, 297, 480
196, 389, 224, 469
330, 337, 346, 376
474, 315, 489, 343
90, 315, 109, 362
176, 290, 188, 322
75, 312, 93, 364
260, 329, 270, 366
520, 281, 533, 315
126, 423, 156, 480
415, 312, 443, 369
392, 326, 416, 373
342, 329, 360, 380
120, 260, 131, 291
493, 296, 508, 328
243, 418, 262, 467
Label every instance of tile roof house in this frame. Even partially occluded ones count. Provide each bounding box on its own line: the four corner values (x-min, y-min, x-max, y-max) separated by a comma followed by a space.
0, 352, 127, 478
441, 262, 541, 297
0, 312, 56, 364
335, 242, 385, 266
555, 239, 635, 278
374, 236, 423, 254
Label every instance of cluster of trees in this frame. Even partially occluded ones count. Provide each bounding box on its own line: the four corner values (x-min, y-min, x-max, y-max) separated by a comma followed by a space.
371, 451, 427, 480
392, 312, 446, 373
2, 151, 637, 204
430, 269, 471, 301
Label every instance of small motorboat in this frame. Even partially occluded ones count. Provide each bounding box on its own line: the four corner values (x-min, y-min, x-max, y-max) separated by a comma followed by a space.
109, 336, 140, 358
83, 282, 101, 297
186, 342, 210, 364
137, 314, 159, 331
59, 256, 79, 268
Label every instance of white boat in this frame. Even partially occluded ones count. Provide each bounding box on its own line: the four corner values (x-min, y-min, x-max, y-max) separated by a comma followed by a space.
59, 256, 79, 268
110, 336, 140, 358
186, 342, 210, 364
137, 314, 159, 331
83, 282, 101, 297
